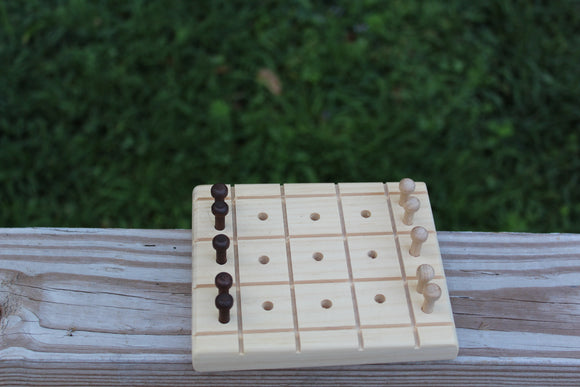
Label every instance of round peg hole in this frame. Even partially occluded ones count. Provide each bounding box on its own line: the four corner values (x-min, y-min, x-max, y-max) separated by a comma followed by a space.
321, 299, 333, 309
361, 210, 371, 218
258, 255, 270, 265
367, 250, 378, 259
310, 212, 320, 221
262, 301, 274, 311
258, 212, 268, 221
374, 294, 386, 304
312, 252, 324, 261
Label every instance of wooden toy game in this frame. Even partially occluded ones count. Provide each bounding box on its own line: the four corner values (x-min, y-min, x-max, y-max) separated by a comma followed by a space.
192, 180, 458, 371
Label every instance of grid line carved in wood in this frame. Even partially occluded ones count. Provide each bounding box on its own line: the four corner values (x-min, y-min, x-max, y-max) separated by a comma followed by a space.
280, 185, 301, 353
194, 231, 394, 243
195, 191, 429, 201
195, 276, 414, 288
384, 183, 420, 348
230, 186, 245, 354
194, 321, 455, 337
335, 184, 364, 351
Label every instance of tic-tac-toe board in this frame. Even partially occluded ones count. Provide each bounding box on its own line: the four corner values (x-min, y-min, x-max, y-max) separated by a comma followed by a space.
192, 182, 458, 372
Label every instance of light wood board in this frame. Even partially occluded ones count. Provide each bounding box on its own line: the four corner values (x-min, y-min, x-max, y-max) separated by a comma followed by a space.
192, 183, 457, 371
0, 228, 579, 385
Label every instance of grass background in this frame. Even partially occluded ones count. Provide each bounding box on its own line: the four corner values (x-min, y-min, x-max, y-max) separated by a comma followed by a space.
1, 0, 579, 232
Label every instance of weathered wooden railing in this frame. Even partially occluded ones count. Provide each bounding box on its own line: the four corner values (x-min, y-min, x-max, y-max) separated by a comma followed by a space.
0, 229, 578, 385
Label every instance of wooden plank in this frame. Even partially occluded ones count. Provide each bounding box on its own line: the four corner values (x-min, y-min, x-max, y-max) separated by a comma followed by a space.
0, 228, 579, 385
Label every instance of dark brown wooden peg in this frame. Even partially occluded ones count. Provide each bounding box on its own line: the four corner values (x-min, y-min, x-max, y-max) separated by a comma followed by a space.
211, 201, 229, 231
215, 293, 234, 324
212, 234, 230, 264
211, 184, 228, 202
215, 272, 233, 294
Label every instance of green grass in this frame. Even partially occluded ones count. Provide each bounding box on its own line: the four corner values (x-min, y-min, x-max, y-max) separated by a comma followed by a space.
1, 0, 579, 232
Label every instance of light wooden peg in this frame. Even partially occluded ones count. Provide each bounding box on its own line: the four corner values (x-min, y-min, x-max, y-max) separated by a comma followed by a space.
398, 178, 415, 206
402, 197, 420, 225
410, 226, 429, 256
421, 283, 441, 314
416, 264, 435, 294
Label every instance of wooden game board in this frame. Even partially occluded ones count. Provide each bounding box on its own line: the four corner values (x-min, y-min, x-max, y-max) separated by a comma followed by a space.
192, 183, 458, 372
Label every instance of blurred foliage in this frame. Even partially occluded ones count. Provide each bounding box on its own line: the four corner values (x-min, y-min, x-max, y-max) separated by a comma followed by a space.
0, 0, 579, 231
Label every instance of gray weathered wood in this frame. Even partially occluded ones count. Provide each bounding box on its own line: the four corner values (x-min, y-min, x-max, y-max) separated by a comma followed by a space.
0, 228, 579, 385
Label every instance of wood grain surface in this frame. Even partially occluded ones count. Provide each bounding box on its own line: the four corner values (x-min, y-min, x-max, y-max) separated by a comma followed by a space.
0, 228, 579, 385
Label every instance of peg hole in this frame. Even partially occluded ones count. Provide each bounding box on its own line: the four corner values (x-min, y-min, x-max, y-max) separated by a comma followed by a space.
312, 252, 324, 261
258, 212, 268, 221
367, 250, 378, 259
310, 212, 320, 221
262, 301, 274, 311
258, 255, 270, 265
374, 294, 386, 304
321, 299, 333, 309
361, 210, 371, 218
